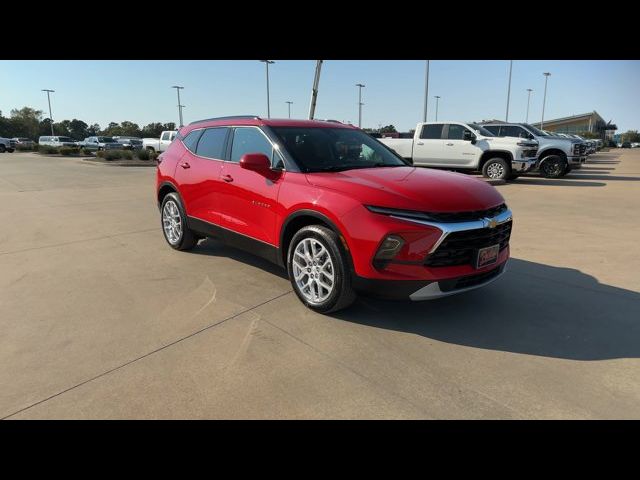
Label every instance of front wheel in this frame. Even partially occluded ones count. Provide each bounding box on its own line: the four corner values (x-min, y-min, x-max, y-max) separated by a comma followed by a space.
0, 145, 6, 153
160, 192, 198, 251
539, 155, 566, 179
7, 148, 14, 153
482, 157, 511, 181
287, 225, 356, 314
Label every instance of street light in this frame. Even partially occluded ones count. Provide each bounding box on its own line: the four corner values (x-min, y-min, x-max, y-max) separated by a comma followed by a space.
434, 96, 441, 121
42, 89, 55, 135
171, 86, 184, 127
286, 101, 293, 118
356, 83, 365, 128
260, 60, 275, 118
505, 60, 513, 121
541, 72, 551, 129
179, 105, 186, 124
423, 60, 430, 122
525, 89, 533, 123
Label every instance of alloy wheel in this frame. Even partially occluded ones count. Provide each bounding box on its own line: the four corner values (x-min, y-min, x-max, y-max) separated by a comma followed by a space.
162, 200, 182, 245
292, 238, 335, 305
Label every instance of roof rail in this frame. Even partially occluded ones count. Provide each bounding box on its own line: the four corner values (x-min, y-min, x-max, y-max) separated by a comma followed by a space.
188, 115, 261, 126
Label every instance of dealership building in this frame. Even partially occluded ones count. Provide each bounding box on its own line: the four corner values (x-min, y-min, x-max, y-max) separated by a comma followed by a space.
531, 111, 617, 140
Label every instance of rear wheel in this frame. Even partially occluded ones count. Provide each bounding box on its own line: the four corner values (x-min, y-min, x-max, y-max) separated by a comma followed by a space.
0, 145, 5, 153
287, 225, 356, 313
482, 157, 511, 181
539, 155, 565, 179
160, 192, 198, 251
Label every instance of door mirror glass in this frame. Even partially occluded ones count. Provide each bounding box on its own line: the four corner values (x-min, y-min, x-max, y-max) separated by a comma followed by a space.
463, 130, 476, 142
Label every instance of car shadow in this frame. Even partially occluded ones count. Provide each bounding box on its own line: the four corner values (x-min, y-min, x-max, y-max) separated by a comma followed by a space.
189, 237, 289, 280
510, 178, 606, 187
331, 258, 640, 361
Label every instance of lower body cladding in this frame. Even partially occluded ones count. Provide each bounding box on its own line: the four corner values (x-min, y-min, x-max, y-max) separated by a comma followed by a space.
511, 157, 537, 173
352, 261, 507, 301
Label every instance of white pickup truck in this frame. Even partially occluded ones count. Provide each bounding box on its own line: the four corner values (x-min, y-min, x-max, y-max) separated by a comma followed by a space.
380, 121, 538, 181
142, 130, 177, 153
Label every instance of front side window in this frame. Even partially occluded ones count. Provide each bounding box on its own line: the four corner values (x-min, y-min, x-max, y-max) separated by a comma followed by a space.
500, 125, 528, 138
270, 127, 407, 173
97, 137, 116, 143
230, 128, 273, 163
161, 132, 170, 141
420, 124, 444, 139
195, 127, 228, 159
447, 124, 471, 140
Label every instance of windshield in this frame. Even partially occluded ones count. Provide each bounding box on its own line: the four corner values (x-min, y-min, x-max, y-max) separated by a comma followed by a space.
270, 127, 408, 172
58, 137, 74, 142
468, 123, 495, 137
523, 124, 548, 136
98, 137, 116, 143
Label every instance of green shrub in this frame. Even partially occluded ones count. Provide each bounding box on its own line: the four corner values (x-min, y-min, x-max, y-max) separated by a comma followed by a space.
16, 144, 34, 151
136, 148, 151, 160
81, 148, 93, 156
40, 146, 59, 155
96, 150, 106, 158
59, 147, 80, 156
33, 144, 39, 152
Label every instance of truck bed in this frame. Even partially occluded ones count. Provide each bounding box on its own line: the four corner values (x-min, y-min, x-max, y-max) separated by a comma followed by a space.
379, 138, 413, 159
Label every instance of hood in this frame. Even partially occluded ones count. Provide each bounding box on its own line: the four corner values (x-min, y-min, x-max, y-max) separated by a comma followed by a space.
484, 136, 538, 148
306, 166, 505, 213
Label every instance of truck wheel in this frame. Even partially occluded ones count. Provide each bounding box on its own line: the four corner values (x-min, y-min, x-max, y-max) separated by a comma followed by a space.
482, 158, 511, 181
287, 225, 356, 314
539, 155, 565, 179
147, 147, 156, 153
507, 173, 520, 181
0, 145, 5, 153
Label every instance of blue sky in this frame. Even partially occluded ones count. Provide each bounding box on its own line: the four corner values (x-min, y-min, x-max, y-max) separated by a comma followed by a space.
1, 60, 638, 132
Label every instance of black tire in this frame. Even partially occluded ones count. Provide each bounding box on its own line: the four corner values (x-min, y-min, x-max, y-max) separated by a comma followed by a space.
507, 173, 520, 181
147, 147, 156, 154
482, 157, 511, 181
287, 225, 356, 314
7, 148, 14, 153
0, 145, 5, 153
539, 155, 566, 179
160, 192, 198, 251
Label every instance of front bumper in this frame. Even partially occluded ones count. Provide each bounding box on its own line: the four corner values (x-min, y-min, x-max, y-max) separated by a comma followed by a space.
511, 157, 537, 173
567, 155, 583, 166
353, 261, 508, 301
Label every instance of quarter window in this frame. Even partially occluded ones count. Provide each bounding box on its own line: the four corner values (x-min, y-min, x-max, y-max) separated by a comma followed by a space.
195, 128, 229, 159
420, 124, 444, 139
182, 129, 203, 152
230, 128, 273, 163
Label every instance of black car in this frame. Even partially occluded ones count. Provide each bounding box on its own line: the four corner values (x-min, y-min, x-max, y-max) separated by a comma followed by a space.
622, 142, 631, 148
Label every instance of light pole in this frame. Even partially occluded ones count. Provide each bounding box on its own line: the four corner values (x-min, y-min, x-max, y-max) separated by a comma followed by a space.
434, 96, 441, 121
356, 83, 365, 128
260, 60, 275, 118
505, 60, 513, 121
179, 105, 186, 124
541, 72, 551, 129
42, 89, 55, 135
525, 88, 533, 123
423, 60, 430, 122
286, 101, 293, 118
171, 86, 184, 127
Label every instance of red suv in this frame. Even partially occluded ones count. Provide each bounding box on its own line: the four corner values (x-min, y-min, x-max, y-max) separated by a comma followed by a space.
157, 116, 512, 313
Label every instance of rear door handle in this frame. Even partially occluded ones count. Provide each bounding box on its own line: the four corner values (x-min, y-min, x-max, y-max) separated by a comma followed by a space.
446, 143, 454, 146
179, 162, 190, 169
416, 142, 424, 145
222, 174, 234, 183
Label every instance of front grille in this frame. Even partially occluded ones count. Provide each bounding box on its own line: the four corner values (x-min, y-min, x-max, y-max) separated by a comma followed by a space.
439, 265, 503, 292
425, 220, 512, 267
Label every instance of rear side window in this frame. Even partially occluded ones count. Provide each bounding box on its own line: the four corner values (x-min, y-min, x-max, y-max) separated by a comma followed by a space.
446, 124, 471, 140
420, 124, 444, 139
195, 128, 228, 159
483, 125, 500, 135
182, 129, 203, 152
230, 127, 273, 163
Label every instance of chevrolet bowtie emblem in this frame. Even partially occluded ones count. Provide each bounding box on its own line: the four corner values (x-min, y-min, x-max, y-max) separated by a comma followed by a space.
485, 217, 498, 229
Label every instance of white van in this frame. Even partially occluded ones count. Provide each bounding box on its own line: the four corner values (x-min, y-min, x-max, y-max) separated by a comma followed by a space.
38, 136, 78, 147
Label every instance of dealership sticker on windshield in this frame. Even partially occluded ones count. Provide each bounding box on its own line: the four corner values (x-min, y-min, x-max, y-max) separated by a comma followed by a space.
476, 244, 500, 269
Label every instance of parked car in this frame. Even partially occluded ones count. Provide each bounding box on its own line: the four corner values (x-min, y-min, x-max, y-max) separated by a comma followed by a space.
38, 135, 77, 148
631, 142, 640, 148
157, 116, 514, 313
112, 136, 143, 150
0, 137, 16, 153
78, 136, 122, 151
621, 142, 631, 148
143, 130, 177, 153
379, 121, 538, 181
12, 137, 35, 148
481, 123, 586, 177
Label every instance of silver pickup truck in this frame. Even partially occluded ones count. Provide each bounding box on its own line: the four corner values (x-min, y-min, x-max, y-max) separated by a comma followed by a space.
482, 123, 586, 178
379, 121, 538, 181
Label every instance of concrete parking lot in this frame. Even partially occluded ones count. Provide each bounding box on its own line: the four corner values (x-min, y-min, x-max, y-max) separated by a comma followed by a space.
1, 150, 639, 419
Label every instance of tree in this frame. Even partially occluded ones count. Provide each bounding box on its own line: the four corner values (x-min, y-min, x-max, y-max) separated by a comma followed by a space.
119, 121, 141, 137
379, 125, 397, 133
621, 130, 640, 143
10, 107, 43, 139
103, 122, 122, 136
68, 119, 89, 140
163, 122, 176, 131
579, 131, 600, 139
87, 124, 101, 136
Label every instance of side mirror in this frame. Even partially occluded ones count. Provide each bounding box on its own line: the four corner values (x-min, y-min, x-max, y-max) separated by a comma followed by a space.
240, 153, 271, 173
463, 130, 476, 143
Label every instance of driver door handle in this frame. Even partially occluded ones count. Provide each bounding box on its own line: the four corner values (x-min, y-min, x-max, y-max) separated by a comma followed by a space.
446, 143, 454, 146
179, 162, 190, 169
416, 142, 424, 145
222, 174, 234, 183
